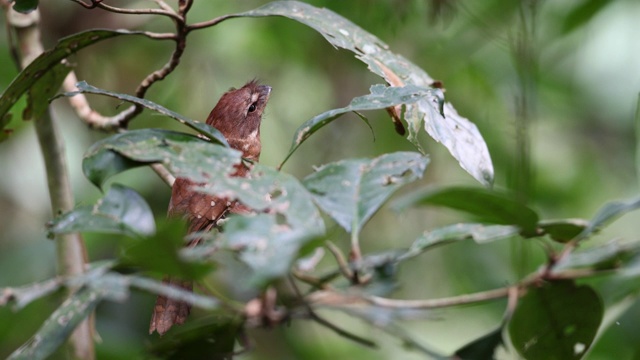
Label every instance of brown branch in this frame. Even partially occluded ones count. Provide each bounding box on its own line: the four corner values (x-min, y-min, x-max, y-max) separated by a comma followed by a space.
71, 0, 181, 22
151, 0, 176, 14
325, 241, 353, 280
62, 72, 134, 130
187, 14, 238, 32
288, 276, 376, 348
307, 265, 612, 311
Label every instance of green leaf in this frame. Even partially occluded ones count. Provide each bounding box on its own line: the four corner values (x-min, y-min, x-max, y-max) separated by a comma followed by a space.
221, 213, 322, 285
148, 317, 240, 358
554, 242, 640, 272
11, 0, 38, 13
508, 280, 603, 360
538, 219, 590, 243
7, 286, 106, 360
82, 129, 240, 188
0, 262, 114, 310
0, 29, 151, 123
401, 223, 519, 261
302, 152, 429, 234
4, 267, 220, 360
121, 219, 214, 280
46, 184, 155, 237
393, 186, 539, 236
453, 326, 504, 360
235, 1, 493, 186
197, 164, 324, 232
68, 81, 228, 144
0, 278, 60, 310
561, 0, 613, 34
280, 84, 440, 167
23, 60, 71, 120
577, 196, 640, 241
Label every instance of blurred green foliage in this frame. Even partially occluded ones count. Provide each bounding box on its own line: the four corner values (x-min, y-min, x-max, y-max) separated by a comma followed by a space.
1, 0, 640, 359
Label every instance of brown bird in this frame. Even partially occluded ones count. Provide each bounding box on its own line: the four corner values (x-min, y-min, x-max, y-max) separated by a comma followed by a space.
150, 80, 272, 335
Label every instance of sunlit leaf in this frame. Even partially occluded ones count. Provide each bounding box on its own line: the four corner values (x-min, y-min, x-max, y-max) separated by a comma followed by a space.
302, 152, 429, 234
46, 184, 155, 237
280, 84, 440, 167
509, 280, 603, 360
393, 186, 539, 236
67, 81, 228, 145
0, 29, 151, 123
235, 1, 493, 185
82, 129, 240, 188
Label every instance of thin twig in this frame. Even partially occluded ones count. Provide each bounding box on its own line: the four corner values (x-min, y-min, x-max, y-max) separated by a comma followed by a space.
68, 0, 102, 9
150, 0, 176, 15
308, 311, 377, 348
178, 0, 193, 14
325, 241, 353, 280
366, 287, 512, 309
96, 2, 182, 22
187, 14, 237, 32
62, 72, 133, 130
309, 265, 611, 311
150, 163, 175, 186
288, 276, 376, 348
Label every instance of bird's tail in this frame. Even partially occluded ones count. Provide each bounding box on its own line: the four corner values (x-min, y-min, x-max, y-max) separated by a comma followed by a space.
149, 277, 193, 335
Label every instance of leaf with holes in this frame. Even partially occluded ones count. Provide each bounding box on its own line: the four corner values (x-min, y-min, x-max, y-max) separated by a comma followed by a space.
7, 286, 107, 360
235, 1, 493, 185
302, 152, 429, 234
508, 280, 603, 360
82, 129, 240, 189
196, 164, 324, 233
220, 213, 323, 285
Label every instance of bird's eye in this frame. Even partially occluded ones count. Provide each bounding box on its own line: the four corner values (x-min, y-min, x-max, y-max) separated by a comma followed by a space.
248, 103, 257, 113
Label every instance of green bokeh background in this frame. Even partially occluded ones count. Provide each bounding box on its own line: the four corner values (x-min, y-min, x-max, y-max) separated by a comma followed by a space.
1, 0, 640, 358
